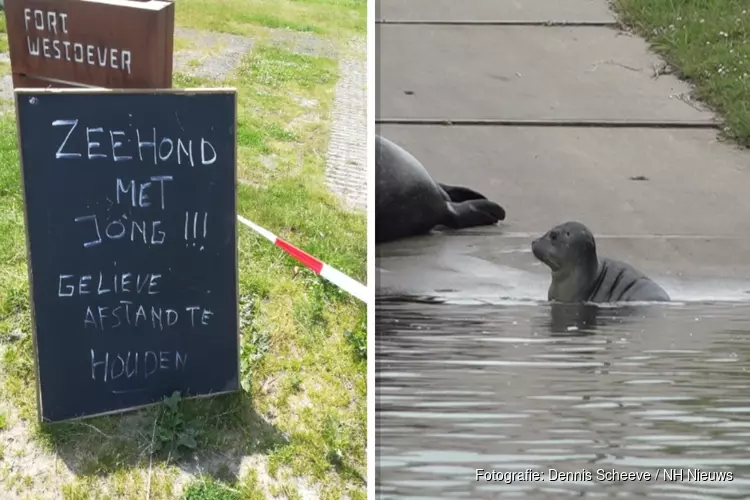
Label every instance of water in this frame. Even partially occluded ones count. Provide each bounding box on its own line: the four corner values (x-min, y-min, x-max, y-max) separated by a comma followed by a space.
376, 298, 750, 498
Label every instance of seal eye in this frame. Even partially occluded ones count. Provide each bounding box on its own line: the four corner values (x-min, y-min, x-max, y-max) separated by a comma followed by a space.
565, 231, 570, 237
549, 231, 558, 241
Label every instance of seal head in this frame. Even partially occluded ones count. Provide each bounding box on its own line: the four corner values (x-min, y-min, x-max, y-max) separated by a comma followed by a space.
532, 221, 596, 274
532, 221, 599, 302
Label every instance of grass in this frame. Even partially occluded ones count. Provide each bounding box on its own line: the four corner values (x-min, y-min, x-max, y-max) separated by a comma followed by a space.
175, 0, 366, 40
0, 14, 7, 51
615, 0, 750, 146
0, 1, 367, 499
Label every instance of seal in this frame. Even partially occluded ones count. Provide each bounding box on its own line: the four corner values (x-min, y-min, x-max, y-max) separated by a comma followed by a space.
376, 134, 506, 243
531, 221, 670, 303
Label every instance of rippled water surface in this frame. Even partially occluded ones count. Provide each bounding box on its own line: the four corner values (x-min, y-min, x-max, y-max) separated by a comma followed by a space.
376, 299, 750, 498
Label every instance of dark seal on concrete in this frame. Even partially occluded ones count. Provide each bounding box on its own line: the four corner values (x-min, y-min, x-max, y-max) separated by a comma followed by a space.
376, 134, 506, 243
532, 221, 670, 303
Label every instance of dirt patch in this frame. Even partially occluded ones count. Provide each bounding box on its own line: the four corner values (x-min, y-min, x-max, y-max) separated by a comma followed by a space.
173, 28, 256, 81
173, 27, 339, 81
0, 403, 72, 499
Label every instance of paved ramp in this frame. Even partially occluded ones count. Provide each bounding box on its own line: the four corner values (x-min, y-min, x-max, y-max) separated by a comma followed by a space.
376, 0, 750, 299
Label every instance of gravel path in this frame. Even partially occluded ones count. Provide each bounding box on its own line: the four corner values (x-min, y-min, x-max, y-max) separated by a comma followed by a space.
173, 26, 339, 81
324, 37, 367, 212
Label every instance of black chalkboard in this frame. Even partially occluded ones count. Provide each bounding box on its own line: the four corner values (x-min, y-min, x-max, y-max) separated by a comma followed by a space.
15, 89, 240, 422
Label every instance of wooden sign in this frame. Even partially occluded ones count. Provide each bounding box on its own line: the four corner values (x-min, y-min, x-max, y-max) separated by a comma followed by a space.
4, 0, 174, 89
14, 88, 239, 422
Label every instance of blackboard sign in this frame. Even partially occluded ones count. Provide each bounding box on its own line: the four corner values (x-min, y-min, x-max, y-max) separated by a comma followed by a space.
15, 88, 240, 422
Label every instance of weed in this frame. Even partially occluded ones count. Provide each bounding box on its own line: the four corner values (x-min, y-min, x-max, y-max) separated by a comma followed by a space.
154, 392, 200, 457
182, 477, 240, 500
236, 469, 266, 499
61, 478, 94, 500
239, 294, 270, 392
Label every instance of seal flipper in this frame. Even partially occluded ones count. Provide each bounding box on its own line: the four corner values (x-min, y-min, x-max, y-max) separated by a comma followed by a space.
443, 200, 506, 229
438, 183, 488, 202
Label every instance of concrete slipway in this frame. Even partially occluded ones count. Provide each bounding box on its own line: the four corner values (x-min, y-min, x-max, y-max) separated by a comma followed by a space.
376, 0, 750, 301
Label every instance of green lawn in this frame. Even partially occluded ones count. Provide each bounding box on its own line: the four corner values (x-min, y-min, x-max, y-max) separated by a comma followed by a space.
176, 0, 366, 39
0, 1, 367, 499
615, 0, 750, 146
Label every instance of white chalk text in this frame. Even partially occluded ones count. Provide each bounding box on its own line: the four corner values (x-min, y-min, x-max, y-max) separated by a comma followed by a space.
58, 272, 162, 297
74, 214, 166, 248
83, 303, 214, 331
91, 349, 188, 382
116, 176, 173, 210
52, 119, 217, 166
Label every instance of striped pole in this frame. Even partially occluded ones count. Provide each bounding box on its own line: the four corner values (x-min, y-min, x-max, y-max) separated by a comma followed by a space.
237, 215, 368, 304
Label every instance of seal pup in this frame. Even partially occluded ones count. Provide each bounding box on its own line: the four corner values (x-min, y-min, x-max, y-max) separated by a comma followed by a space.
376, 134, 506, 243
532, 221, 670, 303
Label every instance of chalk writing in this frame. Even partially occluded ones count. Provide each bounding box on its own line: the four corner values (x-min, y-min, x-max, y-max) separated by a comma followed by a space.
83, 303, 215, 331
116, 176, 173, 209
52, 119, 217, 166
74, 214, 166, 248
58, 273, 162, 297
184, 211, 208, 250
185, 306, 214, 327
24, 8, 133, 74
91, 349, 188, 382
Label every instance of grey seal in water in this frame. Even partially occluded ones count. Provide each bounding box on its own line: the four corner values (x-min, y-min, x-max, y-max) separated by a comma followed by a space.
376, 134, 506, 244
532, 221, 670, 303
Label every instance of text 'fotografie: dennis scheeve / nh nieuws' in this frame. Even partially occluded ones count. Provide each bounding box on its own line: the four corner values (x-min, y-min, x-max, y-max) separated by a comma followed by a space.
476, 468, 734, 483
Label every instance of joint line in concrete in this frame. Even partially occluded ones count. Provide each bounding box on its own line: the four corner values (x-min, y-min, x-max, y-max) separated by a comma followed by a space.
376, 20, 620, 27
376, 118, 720, 129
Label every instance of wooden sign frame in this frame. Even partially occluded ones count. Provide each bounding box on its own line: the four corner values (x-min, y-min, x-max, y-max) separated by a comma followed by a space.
5, 0, 175, 89
14, 87, 240, 423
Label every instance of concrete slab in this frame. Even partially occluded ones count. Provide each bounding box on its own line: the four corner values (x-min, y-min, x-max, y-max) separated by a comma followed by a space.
379, 125, 750, 236
376, 125, 750, 291
378, 0, 616, 23
378, 26, 713, 122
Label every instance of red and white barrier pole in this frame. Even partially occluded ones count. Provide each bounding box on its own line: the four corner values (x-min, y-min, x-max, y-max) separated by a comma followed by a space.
237, 215, 368, 304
